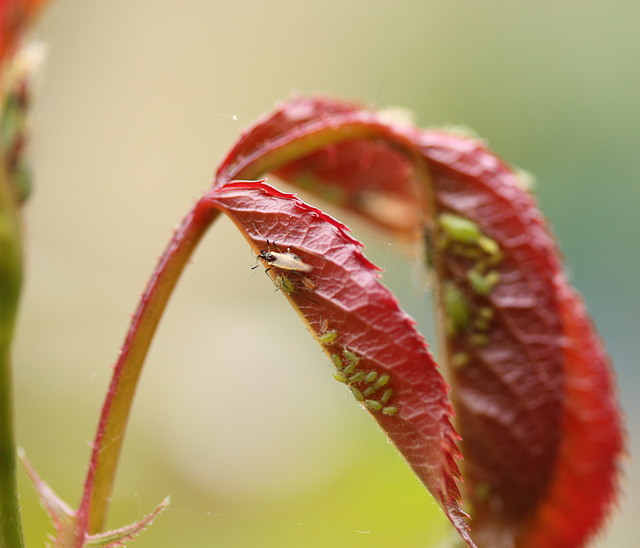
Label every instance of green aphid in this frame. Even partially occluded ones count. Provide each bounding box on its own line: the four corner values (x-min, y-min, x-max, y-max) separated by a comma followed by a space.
363, 385, 378, 397
331, 353, 343, 370
342, 349, 360, 366
365, 399, 383, 411
364, 371, 378, 384
439, 213, 484, 245
451, 352, 470, 368
320, 331, 338, 344
276, 275, 295, 294
350, 387, 364, 401
444, 282, 470, 334
373, 374, 390, 389
333, 372, 347, 384
477, 235, 500, 257
467, 269, 500, 297
382, 406, 398, 416
349, 371, 366, 383
380, 388, 393, 403
342, 361, 357, 375
439, 212, 502, 261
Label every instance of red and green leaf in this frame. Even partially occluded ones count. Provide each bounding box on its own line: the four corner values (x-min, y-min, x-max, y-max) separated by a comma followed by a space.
422, 133, 567, 526
207, 180, 474, 545
419, 132, 624, 547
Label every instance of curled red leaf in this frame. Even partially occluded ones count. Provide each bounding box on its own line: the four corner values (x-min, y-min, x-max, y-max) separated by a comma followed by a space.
215, 96, 625, 547
207, 180, 476, 547
420, 132, 566, 544
420, 132, 624, 547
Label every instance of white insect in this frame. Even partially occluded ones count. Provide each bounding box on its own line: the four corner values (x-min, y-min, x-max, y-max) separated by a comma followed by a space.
253, 239, 313, 274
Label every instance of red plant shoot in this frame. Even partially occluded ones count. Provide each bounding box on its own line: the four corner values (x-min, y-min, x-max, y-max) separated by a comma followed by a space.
213, 96, 624, 547
11, 92, 623, 548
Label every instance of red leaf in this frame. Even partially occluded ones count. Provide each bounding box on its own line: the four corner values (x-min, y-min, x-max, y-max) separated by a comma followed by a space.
207, 180, 476, 547
419, 131, 625, 547
421, 133, 565, 517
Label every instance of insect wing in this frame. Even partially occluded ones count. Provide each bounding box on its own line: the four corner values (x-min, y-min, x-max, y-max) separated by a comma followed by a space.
268, 251, 313, 273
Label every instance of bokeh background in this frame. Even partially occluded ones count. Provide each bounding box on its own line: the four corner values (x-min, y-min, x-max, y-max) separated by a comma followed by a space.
12, 1, 639, 546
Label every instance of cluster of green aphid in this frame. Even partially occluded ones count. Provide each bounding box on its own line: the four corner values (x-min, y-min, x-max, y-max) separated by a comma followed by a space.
328, 347, 398, 416
436, 213, 504, 359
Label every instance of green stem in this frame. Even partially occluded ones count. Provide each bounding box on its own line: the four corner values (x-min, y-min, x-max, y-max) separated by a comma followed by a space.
0, 166, 25, 547
0, 352, 23, 548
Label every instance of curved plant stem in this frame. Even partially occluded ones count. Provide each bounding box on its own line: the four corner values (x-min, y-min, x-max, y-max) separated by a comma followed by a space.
217, 116, 423, 183
0, 165, 25, 547
76, 198, 221, 540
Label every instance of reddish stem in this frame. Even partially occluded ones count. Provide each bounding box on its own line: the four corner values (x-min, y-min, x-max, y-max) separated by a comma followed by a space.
76, 196, 220, 541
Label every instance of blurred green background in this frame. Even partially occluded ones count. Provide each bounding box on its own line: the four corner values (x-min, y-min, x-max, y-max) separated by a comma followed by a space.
12, 1, 639, 546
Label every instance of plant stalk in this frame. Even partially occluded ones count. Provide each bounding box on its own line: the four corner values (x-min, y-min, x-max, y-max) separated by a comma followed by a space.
0, 353, 23, 548
76, 198, 220, 540
0, 163, 25, 547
